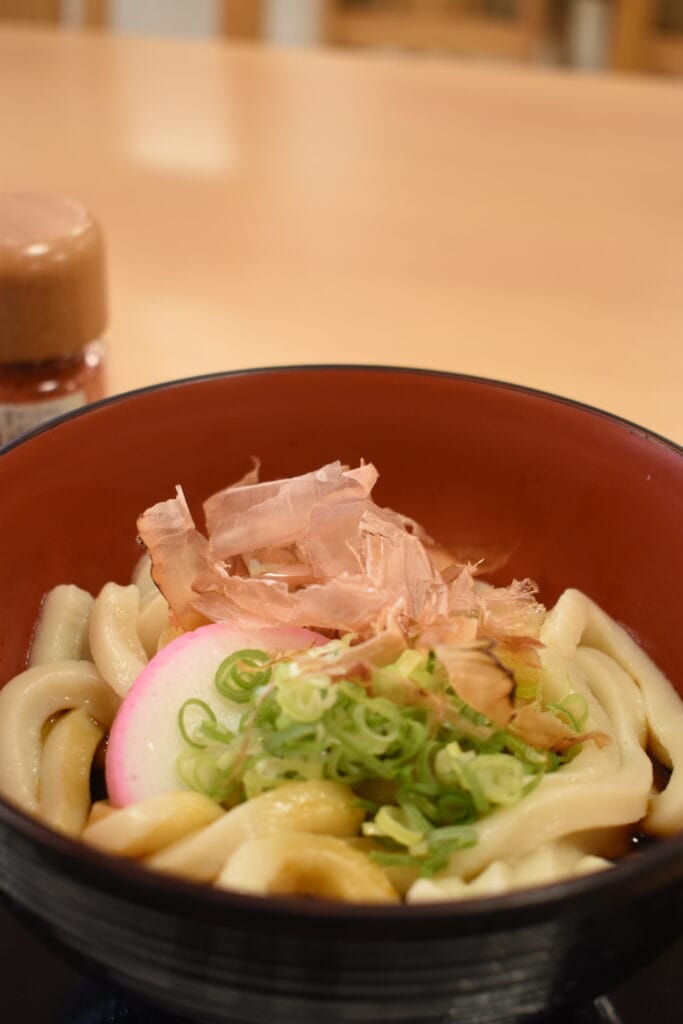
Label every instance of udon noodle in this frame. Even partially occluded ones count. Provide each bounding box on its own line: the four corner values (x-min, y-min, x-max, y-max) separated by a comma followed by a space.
0, 460, 681, 904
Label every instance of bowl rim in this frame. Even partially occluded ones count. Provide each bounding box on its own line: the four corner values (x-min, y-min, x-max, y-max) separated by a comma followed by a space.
1, 363, 682, 930
1, 362, 681, 459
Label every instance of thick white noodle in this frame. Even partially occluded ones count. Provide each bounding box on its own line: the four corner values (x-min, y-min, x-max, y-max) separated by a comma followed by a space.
39, 708, 104, 837
146, 780, 364, 882
0, 660, 118, 815
89, 583, 148, 698
409, 840, 611, 902
2, 581, 681, 904
155, 619, 184, 651
131, 552, 159, 602
216, 832, 399, 902
82, 791, 223, 857
137, 591, 171, 660
87, 800, 115, 825
543, 589, 683, 834
29, 585, 93, 666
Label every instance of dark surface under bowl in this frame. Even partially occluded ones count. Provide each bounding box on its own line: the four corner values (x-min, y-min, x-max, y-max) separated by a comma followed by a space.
0, 366, 681, 1024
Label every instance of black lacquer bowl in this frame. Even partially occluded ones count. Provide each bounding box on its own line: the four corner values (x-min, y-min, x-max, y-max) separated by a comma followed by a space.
0, 367, 681, 1024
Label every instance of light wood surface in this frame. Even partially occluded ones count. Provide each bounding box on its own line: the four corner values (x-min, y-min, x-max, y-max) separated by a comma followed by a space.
0, 26, 681, 443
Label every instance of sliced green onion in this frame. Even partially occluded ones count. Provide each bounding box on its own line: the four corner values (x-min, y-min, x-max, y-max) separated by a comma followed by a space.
174, 640, 575, 872
449, 692, 492, 728
427, 824, 478, 851
369, 849, 424, 870
432, 790, 476, 825
242, 753, 322, 799
498, 730, 550, 768
275, 672, 337, 723
469, 753, 525, 807
252, 691, 279, 728
324, 744, 372, 785
364, 805, 426, 848
433, 743, 499, 814
350, 702, 401, 755
398, 796, 432, 835
393, 649, 429, 680
522, 772, 544, 797
176, 744, 240, 803
420, 827, 478, 876
558, 743, 583, 764
262, 720, 323, 757
176, 747, 201, 789
414, 738, 439, 782
177, 699, 218, 749
215, 649, 271, 703
199, 720, 235, 745
352, 796, 380, 815
515, 678, 540, 701
313, 634, 355, 662
547, 693, 589, 732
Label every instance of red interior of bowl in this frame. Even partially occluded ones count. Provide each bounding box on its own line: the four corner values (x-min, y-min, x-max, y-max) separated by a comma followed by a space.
1, 367, 681, 694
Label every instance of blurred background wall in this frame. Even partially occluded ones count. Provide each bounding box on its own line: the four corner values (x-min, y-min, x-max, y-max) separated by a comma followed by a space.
2, 1, 682, 74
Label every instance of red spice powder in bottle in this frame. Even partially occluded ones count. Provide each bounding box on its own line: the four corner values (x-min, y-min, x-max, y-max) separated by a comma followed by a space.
0, 193, 107, 446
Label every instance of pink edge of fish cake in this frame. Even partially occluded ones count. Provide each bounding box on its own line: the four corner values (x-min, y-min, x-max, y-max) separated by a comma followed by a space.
105, 623, 328, 808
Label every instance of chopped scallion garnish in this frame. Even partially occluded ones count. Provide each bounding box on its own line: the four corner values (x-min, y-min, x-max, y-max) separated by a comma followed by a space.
215, 648, 271, 703
174, 640, 590, 877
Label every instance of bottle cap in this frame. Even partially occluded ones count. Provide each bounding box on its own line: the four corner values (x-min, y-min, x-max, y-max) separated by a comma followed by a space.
0, 193, 107, 363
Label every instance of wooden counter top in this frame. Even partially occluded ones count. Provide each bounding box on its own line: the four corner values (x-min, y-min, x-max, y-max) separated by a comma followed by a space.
1, 26, 681, 442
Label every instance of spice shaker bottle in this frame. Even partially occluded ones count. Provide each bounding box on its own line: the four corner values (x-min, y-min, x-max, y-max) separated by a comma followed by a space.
0, 193, 107, 446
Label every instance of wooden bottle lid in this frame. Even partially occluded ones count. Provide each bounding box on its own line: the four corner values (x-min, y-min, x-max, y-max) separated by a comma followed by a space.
0, 193, 107, 363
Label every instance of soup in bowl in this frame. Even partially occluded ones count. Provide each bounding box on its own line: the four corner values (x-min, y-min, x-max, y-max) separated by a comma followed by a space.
0, 366, 681, 1023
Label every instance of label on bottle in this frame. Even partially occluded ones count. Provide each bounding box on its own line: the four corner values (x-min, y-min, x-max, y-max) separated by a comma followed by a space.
0, 391, 87, 446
